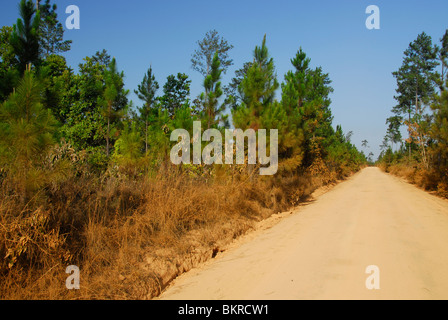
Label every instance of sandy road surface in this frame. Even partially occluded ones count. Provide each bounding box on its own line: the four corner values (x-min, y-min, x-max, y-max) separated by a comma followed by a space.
159, 167, 448, 300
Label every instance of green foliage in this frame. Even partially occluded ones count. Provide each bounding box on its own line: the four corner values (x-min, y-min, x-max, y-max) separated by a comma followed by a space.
146, 107, 172, 159
39, 54, 72, 122
60, 52, 108, 150
326, 125, 366, 175
0, 26, 18, 70
60, 51, 128, 155
430, 79, 448, 178
114, 122, 143, 161
98, 57, 129, 156
160, 73, 191, 117
0, 26, 20, 100
85, 146, 109, 174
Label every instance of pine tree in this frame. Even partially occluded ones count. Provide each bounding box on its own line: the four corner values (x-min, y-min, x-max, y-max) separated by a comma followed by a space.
200, 52, 228, 129
0, 69, 57, 200
135, 66, 159, 153
160, 73, 191, 117
10, 0, 41, 73
231, 35, 279, 176
385, 115, 403, 151
284, 48, 312, 109
223, 61, 252, 110
439, 29, 448, 88
37, 0, 72, 58
278, 50, 309, 173
282, 47, 334, 170
147, 107, 172, 159
114, 121, 143, 173
99, 58, 128, 157
392, 32, 439, 163
233, 34, 279, 130
361, 140, 369, 148
191, 29, 234, 77
430, 79, 448, 177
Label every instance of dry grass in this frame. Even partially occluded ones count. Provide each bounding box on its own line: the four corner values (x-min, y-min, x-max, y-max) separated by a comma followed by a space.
0, 160, 350, 300
381, 163, 446, 197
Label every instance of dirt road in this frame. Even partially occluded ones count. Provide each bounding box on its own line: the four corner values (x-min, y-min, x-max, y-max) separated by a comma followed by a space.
159, 167, 448, 300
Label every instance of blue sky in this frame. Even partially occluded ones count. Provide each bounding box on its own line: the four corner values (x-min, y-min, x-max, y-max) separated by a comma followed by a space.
1, 0, 448, 158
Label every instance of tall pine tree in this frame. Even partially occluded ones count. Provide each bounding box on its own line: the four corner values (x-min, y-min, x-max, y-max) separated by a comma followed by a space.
10, 0, 41, 73
282, 47, 334, 169
430, 78, 448, 178
160, 73, 191, 117
135, 66, 159, 153
191, 29, 234, 77
233, 34, 279, 130
200, 52, 228, 129
438, 29, 448, 88
98, 58, 128, 157
37, 0, 72, 58
0, 69, 57, 201
392, 32, 438, 163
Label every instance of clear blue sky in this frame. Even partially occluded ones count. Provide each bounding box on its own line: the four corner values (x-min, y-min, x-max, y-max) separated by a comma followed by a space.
1, 0, 448, 158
